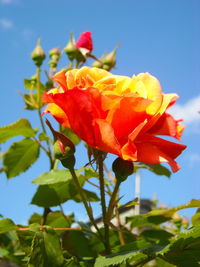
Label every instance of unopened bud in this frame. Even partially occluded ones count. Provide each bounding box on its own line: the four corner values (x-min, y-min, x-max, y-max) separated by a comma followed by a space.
112, 157, 134, 183
48, 59, 58, 68
64, 33, 78, 61
53, 140, 75, 169
102, 46, 118, 71
76, 31, 93, 52
48, 48, 61, 69
46, 119, 75, 169
49, 47, 61, 61
92, 60, 103, 68
31, 39, 46, 67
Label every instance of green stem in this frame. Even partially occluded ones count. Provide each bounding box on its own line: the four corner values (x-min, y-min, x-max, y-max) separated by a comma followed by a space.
98, 152, 111, 254
36, 67, 54, 168
69, 168, 103, 241
106, 181, 120, 223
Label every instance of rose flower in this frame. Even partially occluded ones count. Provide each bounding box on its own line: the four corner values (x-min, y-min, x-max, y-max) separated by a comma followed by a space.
43, 67, 186, 172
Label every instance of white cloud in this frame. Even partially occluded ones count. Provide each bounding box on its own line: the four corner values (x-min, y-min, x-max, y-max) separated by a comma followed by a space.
0, 0, 18, 4
187, 153, 200, 167
21, 29, 34, 41
170, 95, 200, 124
0, 18, 13, 29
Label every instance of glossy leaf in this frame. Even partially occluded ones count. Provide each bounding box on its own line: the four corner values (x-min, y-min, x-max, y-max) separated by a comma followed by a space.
112, 240, 152, 253
32, 169, 72, 185
43, 227, 64, 266
62, 231, 94, 257
0, 118, 36, 144
192, 208, 200, 226
94, 251, 149, 267
134, 163, 171, 178
0, 218, 17, 234
32, 169, 82, 185
3, 138, 40, 178
45, 211, 73, 228
23, 93, 44, 110
140, 229, 173, 246
24, 78, 45, 91
126, 214, 172, 229
31, 182, 99, 207
28, 213, 43, 225
146, 199, 200, 218
38, 132, 51, 142
28, 232, 46, 267
158, 225, 200, 267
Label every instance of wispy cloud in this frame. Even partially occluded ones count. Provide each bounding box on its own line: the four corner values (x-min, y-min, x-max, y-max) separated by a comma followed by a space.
0, 0, 18, 4
170, 95, 200, 132
0, 18, 13, 29
187, 153, 200, 167
21, 29, 35, 41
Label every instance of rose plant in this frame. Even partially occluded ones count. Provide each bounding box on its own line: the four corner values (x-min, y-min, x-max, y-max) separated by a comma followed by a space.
0, 31, 200, 267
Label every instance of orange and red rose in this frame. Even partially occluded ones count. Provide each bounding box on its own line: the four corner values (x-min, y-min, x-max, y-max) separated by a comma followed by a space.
43, 67, 186, 172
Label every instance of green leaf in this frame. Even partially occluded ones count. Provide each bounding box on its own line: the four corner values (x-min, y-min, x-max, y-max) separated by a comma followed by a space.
32, 169, 73, 185
31, 182, 99, 207
24, 78, 45, 91
192, 208, 200, 226
76, 189, 100, 202
3, 138, 40, 178
0, 218, 17, 233
94, 251, 149, 267
62, 231, 95, 257
23, 93, 45, 110
18, 230, 35, 255
134, 163, 171, 178
126, 214, 171, 229
28, 232, 46, 267
127, 199, 200, 229
155, 258, 176, 267
120, 198, 139, 209
83, 167, 99, 179
45, 211, 73, 229
43, 227, 64, 266
158, 225, 200, 267
146, 199, 200, 218
112, 240, 152, 254
0, 118, 36, 144
0, 247, 9, 257
38, 132, 51, 142
28, 213, 43, 225
140, 229, 174, 246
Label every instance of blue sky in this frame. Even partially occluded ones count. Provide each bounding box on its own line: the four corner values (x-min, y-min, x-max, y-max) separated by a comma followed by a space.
0, 0, 200, 224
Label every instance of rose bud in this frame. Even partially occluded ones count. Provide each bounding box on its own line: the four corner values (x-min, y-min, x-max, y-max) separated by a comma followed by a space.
49, 47, 61, 61
45, 119, 75, 169
31, 39, 46, 67
64, 33, 78, 61
102, 47, 117, 71
112, 157, 134, 183
76, 31, 93, 54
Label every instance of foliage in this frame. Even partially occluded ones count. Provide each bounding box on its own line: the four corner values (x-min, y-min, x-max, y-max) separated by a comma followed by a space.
0, 31, 196, 267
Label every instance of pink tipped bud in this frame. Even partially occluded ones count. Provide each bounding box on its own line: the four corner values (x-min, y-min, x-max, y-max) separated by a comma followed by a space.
76, 31, 93, 52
